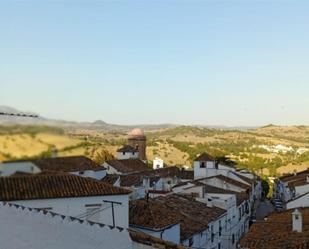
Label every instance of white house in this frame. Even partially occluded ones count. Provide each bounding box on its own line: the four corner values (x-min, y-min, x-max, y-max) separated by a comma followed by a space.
129, 199, 181, 244
286, 192, 309, 209
33, 156, 107, 180
153, 157, 164, 170
0, 161, 41, 176
0, 174, 130, 228
1, 156, 107, 180
172, 181, 250, 249
116, 145, 139, 160
103, 159, 149, 175
0, 202, 181, 249
273, 169, 309, 203
130, 194, 227, 249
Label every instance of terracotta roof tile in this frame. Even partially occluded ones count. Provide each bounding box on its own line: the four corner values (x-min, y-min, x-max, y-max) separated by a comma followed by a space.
129, 199, 180, 230
0, 174, 130, 201
156, 194, 226, 241
106, 159, 149, 174
194, 153, 215, 162
240, 208, 309, 249
32, 156, 104, 172
117, 145, 138, 153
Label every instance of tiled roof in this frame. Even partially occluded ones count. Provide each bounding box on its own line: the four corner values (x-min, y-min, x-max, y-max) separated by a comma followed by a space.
101, 174, 120, 185
129, 199, 180, 230
287, 176, 309, 188
156, 194, 226, 241
121, 174, 160, 187
232, 172, 255, 185
0, 174, 130, 201
33, 156, 104, 172
279, 169, 309, 182
117, 145, 138, 153
106, 159, 149, 174
129, 229, 186, 249
212, 175, 251, 191
194, 153, 215, 162
181, 181, 249, 206
239, 208, 309, 249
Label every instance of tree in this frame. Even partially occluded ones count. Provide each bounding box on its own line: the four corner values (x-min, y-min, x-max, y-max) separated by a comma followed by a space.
261, 178, 270, 199
93, 148, 114, 165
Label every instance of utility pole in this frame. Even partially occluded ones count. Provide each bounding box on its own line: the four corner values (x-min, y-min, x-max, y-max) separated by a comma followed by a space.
102, 200, 122, 227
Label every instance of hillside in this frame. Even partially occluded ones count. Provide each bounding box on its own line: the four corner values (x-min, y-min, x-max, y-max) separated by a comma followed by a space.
0, 124, 309, 176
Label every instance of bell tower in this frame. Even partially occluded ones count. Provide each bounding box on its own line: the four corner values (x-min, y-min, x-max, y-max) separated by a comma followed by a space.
128, 128, 147, 162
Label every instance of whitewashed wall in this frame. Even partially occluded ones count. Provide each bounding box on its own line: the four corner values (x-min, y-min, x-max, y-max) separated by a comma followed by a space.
117, 152, 139, 160
132, 223, 180, 244
11, 194, 129, 228
0, 162, 41, 176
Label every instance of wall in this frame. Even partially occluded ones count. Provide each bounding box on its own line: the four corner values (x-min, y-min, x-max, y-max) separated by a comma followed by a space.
71, 169, 106, 180
287, 193, 309, 209
295, 184, 309, 197
12, 194, 129, 228
103, 163, 122, 175
0, 162, 41, 176
117, 152, 139, 160
0, 203, 154, 249
153, 158, 164, 170
132, 223, 180, 244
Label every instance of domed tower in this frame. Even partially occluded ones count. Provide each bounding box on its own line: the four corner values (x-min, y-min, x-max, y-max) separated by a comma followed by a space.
128, 128, 147, 162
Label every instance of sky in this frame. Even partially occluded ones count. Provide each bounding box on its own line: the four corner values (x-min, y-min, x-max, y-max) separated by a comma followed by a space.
1, 0, 309, 126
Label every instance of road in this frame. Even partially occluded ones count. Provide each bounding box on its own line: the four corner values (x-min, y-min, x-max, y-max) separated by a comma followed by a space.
256, 200, 275, 220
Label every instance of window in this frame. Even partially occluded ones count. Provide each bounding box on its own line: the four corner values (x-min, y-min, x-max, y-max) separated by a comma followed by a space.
219, 220, 222, 236
295, 214, 299, 220
188, 237, 194, 246
232, 234, 235, 244
132, 152, 135, 155
200, 162, 206, 168
218, 243, 221, 249
123, 152, 125, 155
79, 171, 84, 175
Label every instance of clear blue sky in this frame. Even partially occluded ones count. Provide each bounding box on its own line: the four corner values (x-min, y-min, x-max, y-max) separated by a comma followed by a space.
1, 0, 309, 126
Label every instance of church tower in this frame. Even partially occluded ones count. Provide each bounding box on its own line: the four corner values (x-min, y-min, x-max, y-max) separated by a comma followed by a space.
128, 128, 147, 162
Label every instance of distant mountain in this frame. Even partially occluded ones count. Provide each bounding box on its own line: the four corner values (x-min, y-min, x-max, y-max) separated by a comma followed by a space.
0, 106, 177, 131
92, 120, 108, 125
0, 105, 260, 131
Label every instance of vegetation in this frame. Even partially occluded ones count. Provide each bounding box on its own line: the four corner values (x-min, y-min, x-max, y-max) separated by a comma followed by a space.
1, 124, 309, 177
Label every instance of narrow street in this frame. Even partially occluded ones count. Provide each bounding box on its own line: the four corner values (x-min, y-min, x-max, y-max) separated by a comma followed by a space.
256, 200, 275, 220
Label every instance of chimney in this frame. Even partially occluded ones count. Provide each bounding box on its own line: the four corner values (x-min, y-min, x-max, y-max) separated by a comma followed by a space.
143, 176, 150, 193
292, 209, 303, 233
207, 197, 213, 208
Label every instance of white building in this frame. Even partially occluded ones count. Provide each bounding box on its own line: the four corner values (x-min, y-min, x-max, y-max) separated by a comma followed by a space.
153, 157, 164, 170
0, 161, 41, 176
0, 202, 181, 249
130, 195, 227, 249
172, 181, 250, 249
286, 192, 309, 209
274, 169, 309, 203
0, 156, 107, 180
0, 174, 130, 228
116, 145, 139, 160
104, 159, 149, 175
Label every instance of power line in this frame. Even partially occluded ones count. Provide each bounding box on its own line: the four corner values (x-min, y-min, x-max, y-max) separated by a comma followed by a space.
0, 112, 39, 118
